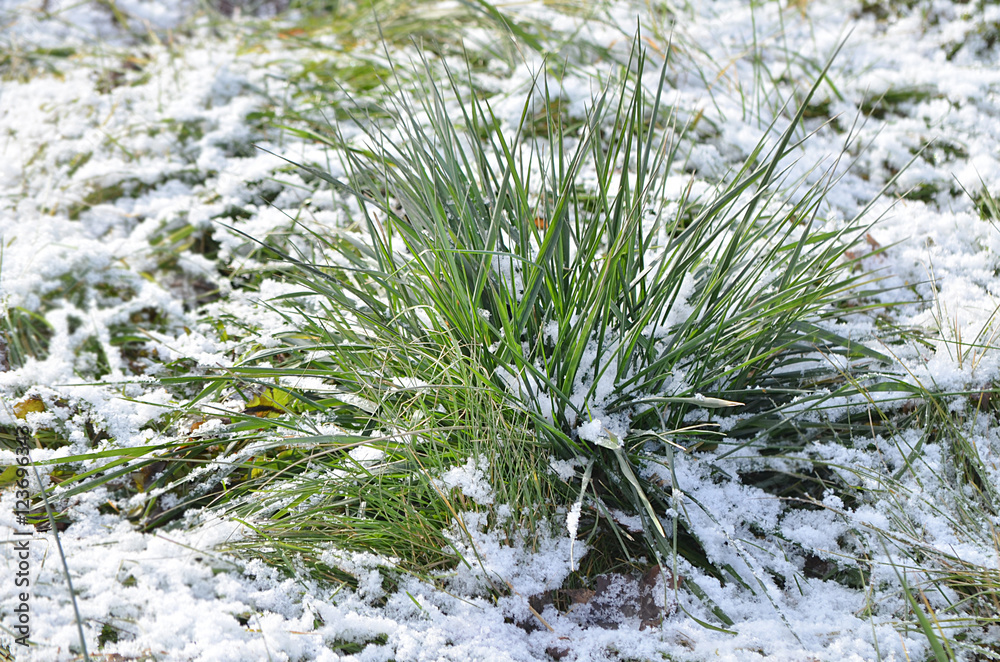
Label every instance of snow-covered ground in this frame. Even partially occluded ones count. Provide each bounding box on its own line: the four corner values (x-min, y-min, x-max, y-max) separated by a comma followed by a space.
4, 0, 1000, 660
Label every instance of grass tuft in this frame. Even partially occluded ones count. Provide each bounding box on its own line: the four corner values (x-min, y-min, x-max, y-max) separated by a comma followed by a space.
198, 32, 904, 619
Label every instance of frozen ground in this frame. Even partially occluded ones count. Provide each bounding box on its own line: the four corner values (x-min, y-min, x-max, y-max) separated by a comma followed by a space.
3, 0, 1000, 660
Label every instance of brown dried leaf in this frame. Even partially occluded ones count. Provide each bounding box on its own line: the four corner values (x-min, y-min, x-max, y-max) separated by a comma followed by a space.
562, 588, 596, 605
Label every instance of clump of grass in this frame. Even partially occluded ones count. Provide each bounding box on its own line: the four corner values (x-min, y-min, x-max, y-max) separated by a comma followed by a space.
204, 30, 902, 616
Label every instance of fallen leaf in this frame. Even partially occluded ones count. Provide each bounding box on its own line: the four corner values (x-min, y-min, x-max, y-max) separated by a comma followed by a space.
562, 588, 595, 605
14, 397, 45, 419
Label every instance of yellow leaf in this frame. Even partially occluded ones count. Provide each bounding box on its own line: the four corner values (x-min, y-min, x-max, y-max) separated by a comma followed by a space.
14, 397, 45, 419
0, 465, 24, 486
243, 387, 293, 418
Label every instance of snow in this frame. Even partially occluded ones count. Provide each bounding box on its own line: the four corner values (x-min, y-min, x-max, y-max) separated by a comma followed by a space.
576, 418, 605, 444
4, 0, 1000, 660
437, 457, 494, 506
